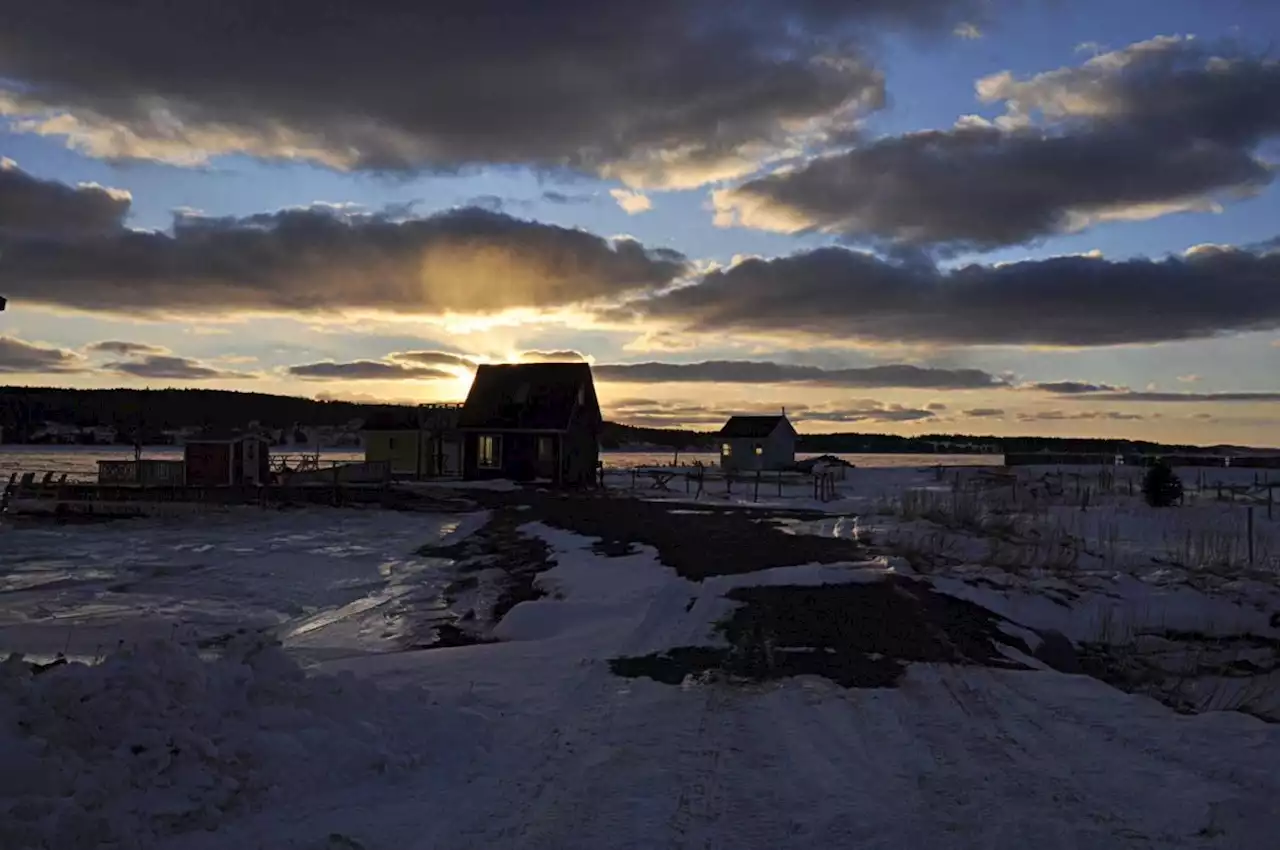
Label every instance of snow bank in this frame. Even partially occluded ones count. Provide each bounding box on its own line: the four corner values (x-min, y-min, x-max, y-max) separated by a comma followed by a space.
0, 633, 455, 850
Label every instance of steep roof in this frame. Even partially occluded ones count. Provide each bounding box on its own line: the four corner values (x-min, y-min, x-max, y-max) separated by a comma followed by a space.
363, 405, 461, 431
458, 362, 599, 431
718, 415, 790, 439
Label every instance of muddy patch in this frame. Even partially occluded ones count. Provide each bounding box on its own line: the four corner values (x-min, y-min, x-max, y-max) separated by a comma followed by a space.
612, 576, 1054, 689
468, 489, 867, 579
1078, 629, 1280, 722
411, 508, 553, 647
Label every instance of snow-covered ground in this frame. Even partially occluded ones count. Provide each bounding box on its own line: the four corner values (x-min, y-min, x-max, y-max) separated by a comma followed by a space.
4, 467, 1280, 848
156, 524, 1280, 849
0, 508, 481, 665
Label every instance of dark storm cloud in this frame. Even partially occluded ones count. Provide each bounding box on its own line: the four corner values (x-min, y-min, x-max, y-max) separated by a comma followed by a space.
103, 354, 252, 380
287, 360, 454, 381
0, 205, 687, 316
0, 335, 84, 373
0, 161, 130, 236
593, 360, 1005, 388
714, 37, 1280, 249
391, 351, 477, 369
963, 408, 1005, 417
630, 244, 1280, 346
0, 0, 990, 187
87, 340, 167, 356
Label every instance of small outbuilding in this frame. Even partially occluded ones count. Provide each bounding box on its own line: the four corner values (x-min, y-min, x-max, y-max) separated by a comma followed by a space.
717, 414, 797, 472
363, 404, 463, 479
184, 432, 272, 486
458, 362, 602, 486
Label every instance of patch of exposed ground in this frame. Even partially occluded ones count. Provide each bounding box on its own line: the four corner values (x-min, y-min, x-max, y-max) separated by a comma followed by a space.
468, 490, 867, 579
1079, 630, 1280, 722
411, 508, 553, 647
611, 576, 1066, 689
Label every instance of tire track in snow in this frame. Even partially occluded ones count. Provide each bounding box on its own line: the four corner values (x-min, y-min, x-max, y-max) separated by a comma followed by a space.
452, 577, 711, 848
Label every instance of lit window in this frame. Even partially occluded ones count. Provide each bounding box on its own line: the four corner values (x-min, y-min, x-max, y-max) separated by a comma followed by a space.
478, 435, 501, 468
721, 443, 732, 456
537, 436, 555, 462
754, 444, 763, 456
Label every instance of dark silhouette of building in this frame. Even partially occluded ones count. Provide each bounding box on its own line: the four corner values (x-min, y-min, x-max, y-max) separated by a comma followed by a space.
458, 362, 601, 486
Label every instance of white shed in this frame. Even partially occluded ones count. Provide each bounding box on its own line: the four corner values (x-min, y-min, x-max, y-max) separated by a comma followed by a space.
717, 414, 797, 472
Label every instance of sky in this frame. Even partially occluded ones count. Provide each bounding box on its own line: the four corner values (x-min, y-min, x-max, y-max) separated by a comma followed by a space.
1, 0, 1279, 445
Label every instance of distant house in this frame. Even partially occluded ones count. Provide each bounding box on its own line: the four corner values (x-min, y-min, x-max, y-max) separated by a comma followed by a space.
184, 432, 271, 486
363, 404, 463, 479
458, 362, 602, 485
717, 414, 797, 472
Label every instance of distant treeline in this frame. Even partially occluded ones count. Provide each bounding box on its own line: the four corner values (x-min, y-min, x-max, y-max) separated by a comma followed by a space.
0, 386, 1244, 455
0, 387, 393, 443
607, 423, 1214, 456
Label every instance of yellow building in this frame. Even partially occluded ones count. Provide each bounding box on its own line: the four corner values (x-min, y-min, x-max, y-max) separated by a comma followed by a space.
363, 405, 463, 479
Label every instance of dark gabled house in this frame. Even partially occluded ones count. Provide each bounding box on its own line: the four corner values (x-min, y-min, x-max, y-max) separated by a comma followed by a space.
458, 362, 602, 486
717, 413, 797, 472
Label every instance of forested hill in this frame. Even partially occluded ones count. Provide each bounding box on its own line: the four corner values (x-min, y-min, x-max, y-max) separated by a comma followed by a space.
0, 387, 385, 441
0, 386, 1240, 454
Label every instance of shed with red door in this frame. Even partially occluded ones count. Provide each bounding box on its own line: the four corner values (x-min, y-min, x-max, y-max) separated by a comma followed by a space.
183, 432, 272, 486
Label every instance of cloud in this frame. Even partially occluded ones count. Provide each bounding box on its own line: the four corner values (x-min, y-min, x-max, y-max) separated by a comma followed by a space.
953, 22, 982, 39
103, 354, 253, 380
519, 349, 589, 363
541, 191, 594, 205
712, 37, 1280, 250
963, 407, 1005, 417
593, 360, 1005, 388
1076, 391, 1280, 403
287, 360, 454, 380
389, 350, 476, 369
86, 340, 168, 356
0, 202, 688, 317
627, 242, 1280, 346
609, 189, 653, 214
1177, 374, 1201, 383
607, 397, 938, 428
800, 403, 937, 423
0, 160, 130, 236
926, 402, 948, 411
0, 1, 992, 188
1017, 410, 1145, 422
1031, 381, 1123, 394
0, 335, 85, 373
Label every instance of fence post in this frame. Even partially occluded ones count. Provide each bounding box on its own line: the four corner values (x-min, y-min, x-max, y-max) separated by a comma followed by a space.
777, 470, 783, 497
754, 470, 761, 502
1248, 506, 1255, 567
